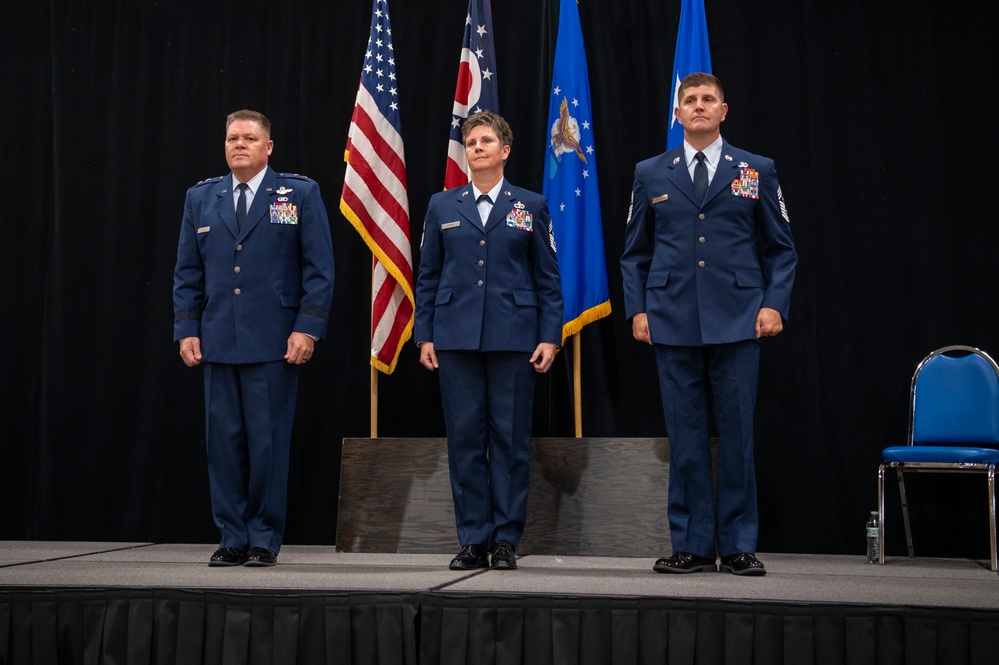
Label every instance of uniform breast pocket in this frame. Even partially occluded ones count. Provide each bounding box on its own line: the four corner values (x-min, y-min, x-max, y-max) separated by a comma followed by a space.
728, 191, 760, 209
502, 222, 533, 249
440, 224, 466, 253
196, 229, 212, 254
268, 219, 300, 253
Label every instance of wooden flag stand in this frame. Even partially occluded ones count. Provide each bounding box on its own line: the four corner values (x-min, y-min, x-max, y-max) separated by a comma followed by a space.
572, 332, 582, 438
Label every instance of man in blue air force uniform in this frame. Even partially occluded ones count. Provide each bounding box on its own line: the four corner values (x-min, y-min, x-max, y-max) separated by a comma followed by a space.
621, 73, 797, 576
173, 110, 335, 567
416, 111, 563, 571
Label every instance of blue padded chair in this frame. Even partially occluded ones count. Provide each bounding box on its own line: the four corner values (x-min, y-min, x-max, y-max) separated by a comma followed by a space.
878, 345, 999, 572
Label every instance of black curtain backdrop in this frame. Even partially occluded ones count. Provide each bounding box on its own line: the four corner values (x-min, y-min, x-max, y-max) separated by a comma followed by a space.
2, 0, 997, 557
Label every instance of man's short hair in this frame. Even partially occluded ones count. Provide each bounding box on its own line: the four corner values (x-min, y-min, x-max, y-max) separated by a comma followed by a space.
225, 109, 272, 136
461, 110, 513, 148
678, 72, 725, 102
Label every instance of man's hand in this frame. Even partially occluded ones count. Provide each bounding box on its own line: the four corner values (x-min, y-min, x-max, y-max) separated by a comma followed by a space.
179, 336, 203, 367
631, 312, 652, 345
285, 332, 315, 364
755, 307, 784, 338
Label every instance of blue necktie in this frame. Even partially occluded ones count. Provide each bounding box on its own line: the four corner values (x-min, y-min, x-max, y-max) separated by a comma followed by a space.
236, 182, 249, 229
693, 152, 707, 202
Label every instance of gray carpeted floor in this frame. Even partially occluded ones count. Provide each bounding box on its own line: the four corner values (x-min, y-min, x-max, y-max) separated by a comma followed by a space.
1, 542, 996, 609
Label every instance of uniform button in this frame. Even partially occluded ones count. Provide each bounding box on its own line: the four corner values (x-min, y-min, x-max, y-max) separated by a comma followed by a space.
698, 213, 706, 220
234, 266, 241, 273
698, 237, 706, 244
236, 244, 243, 251
479, 240, 486, 246
477, 260, 484, 267
234, 288, 242, 295
476, 280, 483, 287
698, 261, 705, 268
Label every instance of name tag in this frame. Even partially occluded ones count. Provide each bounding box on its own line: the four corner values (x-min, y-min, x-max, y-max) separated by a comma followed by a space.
197, 226, 211, 234
442, 221, 461, 230
652, 194, 669, 204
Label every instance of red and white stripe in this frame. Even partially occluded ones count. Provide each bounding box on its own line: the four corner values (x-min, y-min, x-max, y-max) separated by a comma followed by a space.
341, 84, 413, 374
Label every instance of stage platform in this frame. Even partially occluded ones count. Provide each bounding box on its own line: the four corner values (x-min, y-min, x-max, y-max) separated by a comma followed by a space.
2, 542, 998, 664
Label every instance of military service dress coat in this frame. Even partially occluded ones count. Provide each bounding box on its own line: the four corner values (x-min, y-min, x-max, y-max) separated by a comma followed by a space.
415, 180, 562, 352
173, 166, 335, 358
621, 141, 796, 346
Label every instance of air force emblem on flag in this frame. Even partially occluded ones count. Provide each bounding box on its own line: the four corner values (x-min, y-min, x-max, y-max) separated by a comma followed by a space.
549, 96, 587, 177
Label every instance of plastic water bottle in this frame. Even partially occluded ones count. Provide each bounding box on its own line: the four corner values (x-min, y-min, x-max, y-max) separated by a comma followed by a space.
865, 511, 880, 563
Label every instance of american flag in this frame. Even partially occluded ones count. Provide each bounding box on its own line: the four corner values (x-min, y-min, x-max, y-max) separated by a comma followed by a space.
341, 0, 413, 374
443, 0, 500, 189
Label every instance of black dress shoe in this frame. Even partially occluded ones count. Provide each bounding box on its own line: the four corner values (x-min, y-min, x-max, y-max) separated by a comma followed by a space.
720, 552, 766, 576
244, 547, 277, 567
209, 547, 246, 567
449, 544, 489, 570
490, 540, 517, 570
653, 551, 717, 574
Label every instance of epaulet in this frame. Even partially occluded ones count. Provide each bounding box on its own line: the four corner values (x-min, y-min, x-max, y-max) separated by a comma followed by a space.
192, 175, 224, 188
277, 172, 312, 181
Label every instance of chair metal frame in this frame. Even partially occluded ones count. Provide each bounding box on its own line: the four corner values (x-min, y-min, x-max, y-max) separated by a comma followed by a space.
877, 345, 999, 573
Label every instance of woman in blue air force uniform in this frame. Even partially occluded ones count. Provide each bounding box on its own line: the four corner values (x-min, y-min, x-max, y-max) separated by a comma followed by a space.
415, 111, 562, 571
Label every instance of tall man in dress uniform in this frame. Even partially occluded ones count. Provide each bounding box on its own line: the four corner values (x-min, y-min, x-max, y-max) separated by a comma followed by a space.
415, 111, 563, 571
621, 74, 797, 576
173, 110, 335, 567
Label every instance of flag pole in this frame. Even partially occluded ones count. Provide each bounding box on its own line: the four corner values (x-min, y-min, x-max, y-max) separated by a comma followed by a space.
370, 365, 378, 438
573, 332, 582, 437
370, 261, 378, 438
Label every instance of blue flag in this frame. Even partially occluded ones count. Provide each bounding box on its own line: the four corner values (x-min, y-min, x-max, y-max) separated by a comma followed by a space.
666, 0, 712, 149
543, 0, 611, 343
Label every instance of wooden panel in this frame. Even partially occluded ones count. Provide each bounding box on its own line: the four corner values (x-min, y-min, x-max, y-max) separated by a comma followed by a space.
336, 438, 454, 554
336, 437, 696, 557
521, 437, 671, 556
